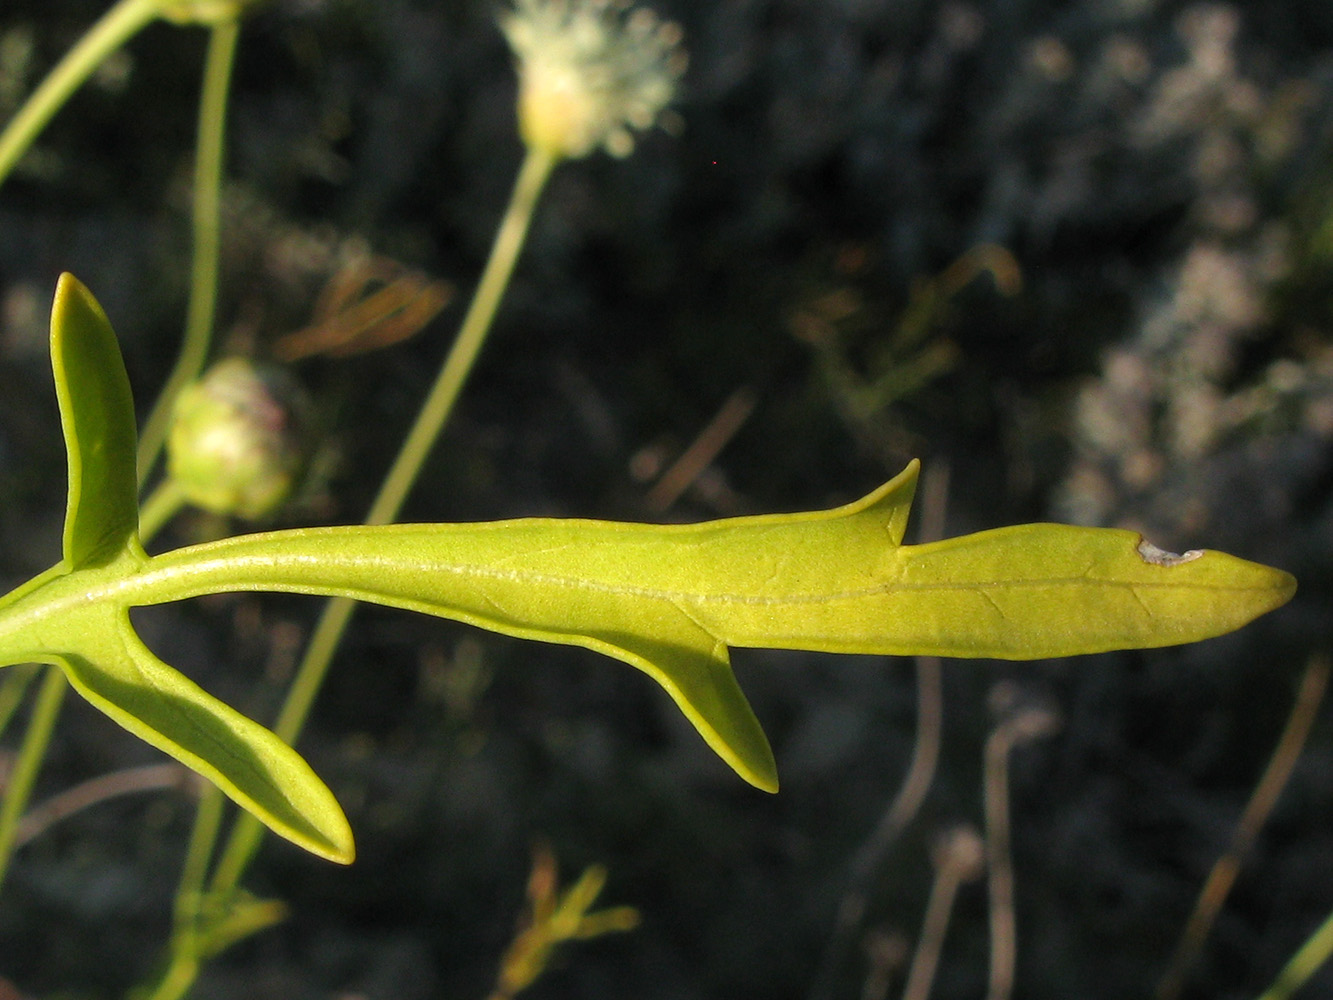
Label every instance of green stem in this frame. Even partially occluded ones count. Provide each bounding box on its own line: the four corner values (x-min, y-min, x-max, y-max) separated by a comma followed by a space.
0, 663, 41, 740
138, 478, 189, 541
137, 951, 199, 1000
205, 143, 559, 898
0, 5, 232, 932
1255, 908, 1333, 1000
138, 18, 241, 487
172, 780, 225, 933
0, 0, 162, 189
139, 783, 224, 1000
363, 145, 559, 527
0, 666, 68, 893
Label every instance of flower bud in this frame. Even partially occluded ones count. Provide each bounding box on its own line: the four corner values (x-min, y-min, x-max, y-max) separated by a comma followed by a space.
167, 358, 308, 520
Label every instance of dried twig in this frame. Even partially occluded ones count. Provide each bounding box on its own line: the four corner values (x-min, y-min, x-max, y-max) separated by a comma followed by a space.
644, 386, 757, 513
901, 825, 985, 1000
983, 691, 1059, 1000
1156, 654, 1329, 1000
16, 762, 196, 847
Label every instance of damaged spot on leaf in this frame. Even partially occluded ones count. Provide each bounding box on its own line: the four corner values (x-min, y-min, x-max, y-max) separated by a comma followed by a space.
1137, 539, 1204, 567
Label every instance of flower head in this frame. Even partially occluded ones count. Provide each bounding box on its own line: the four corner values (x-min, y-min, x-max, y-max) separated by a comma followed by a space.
502, 0, 686, 160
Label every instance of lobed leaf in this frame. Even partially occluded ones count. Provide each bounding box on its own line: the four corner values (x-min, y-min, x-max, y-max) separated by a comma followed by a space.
0, 274, 1300, 832
132, 462, 1295, 791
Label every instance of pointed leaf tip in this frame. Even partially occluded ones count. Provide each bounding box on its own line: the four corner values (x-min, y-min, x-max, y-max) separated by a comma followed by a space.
49, 611, 354, 864
51, 274, 141, 568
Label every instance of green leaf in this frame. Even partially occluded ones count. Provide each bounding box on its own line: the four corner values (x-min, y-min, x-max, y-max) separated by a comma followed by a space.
47, 607, 353, 864
50, 273, 141, 569
129, 460, 1294, 790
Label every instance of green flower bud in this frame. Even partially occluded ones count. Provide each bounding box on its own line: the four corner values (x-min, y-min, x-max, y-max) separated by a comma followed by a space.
167, 358, 308, 520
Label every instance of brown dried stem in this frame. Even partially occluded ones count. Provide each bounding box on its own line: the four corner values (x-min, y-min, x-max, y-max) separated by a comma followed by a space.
16, 762, 195, 847
983, 696, 1059, 1000
1156, 654, 1329, 1000
901, 825, 985, 1000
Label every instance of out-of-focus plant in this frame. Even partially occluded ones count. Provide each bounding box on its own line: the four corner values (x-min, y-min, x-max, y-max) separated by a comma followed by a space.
488, 843, 640, 1000
790, 243, 1021, 461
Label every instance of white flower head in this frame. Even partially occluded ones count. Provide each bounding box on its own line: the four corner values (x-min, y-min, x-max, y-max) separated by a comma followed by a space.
502, 0, 687, 160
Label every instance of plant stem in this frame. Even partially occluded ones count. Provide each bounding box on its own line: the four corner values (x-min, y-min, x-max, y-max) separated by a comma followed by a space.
172, 770, 223, 924
0, 0, 162, 188
138, 18, 241, 487
365, 145, 559, 527
0, 4, 231, 916
0, 666, 68, 893
1157, 656, 1329, 1000
133, 23, 242, 992
141, 139, 555, 1000
138, 478, 189, 541
1255, 908, 1333, 1000
0, 663, 41, 740
902, 848, 965, 1000
205, 143, 557, 904
139, 951, 199, 1000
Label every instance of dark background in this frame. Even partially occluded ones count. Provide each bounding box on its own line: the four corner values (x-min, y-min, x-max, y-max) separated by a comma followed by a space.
1, 0, 1331, 997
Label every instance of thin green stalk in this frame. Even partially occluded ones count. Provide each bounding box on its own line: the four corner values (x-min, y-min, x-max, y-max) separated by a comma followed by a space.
362, 145, 559, 527
2, 8, 237, 988
172, 782, 224, 936
135, 25, 243, 993
205, 143, 558, 899
0, 0, 162, 188
138, 477, 188, 541
137, 951, 199, 1000
138, 19, 241, 486
1255, 909, 1333, 1000
0, 663, 41, 740
0, 666, 68, 893
141, 138, 558, 997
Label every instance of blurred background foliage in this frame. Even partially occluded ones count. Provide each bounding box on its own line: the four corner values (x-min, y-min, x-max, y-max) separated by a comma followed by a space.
0, 0, 1330, 997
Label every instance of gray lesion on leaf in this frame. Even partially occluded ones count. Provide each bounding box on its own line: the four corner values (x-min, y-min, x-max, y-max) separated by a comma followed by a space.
1136, 539, 1204, 567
